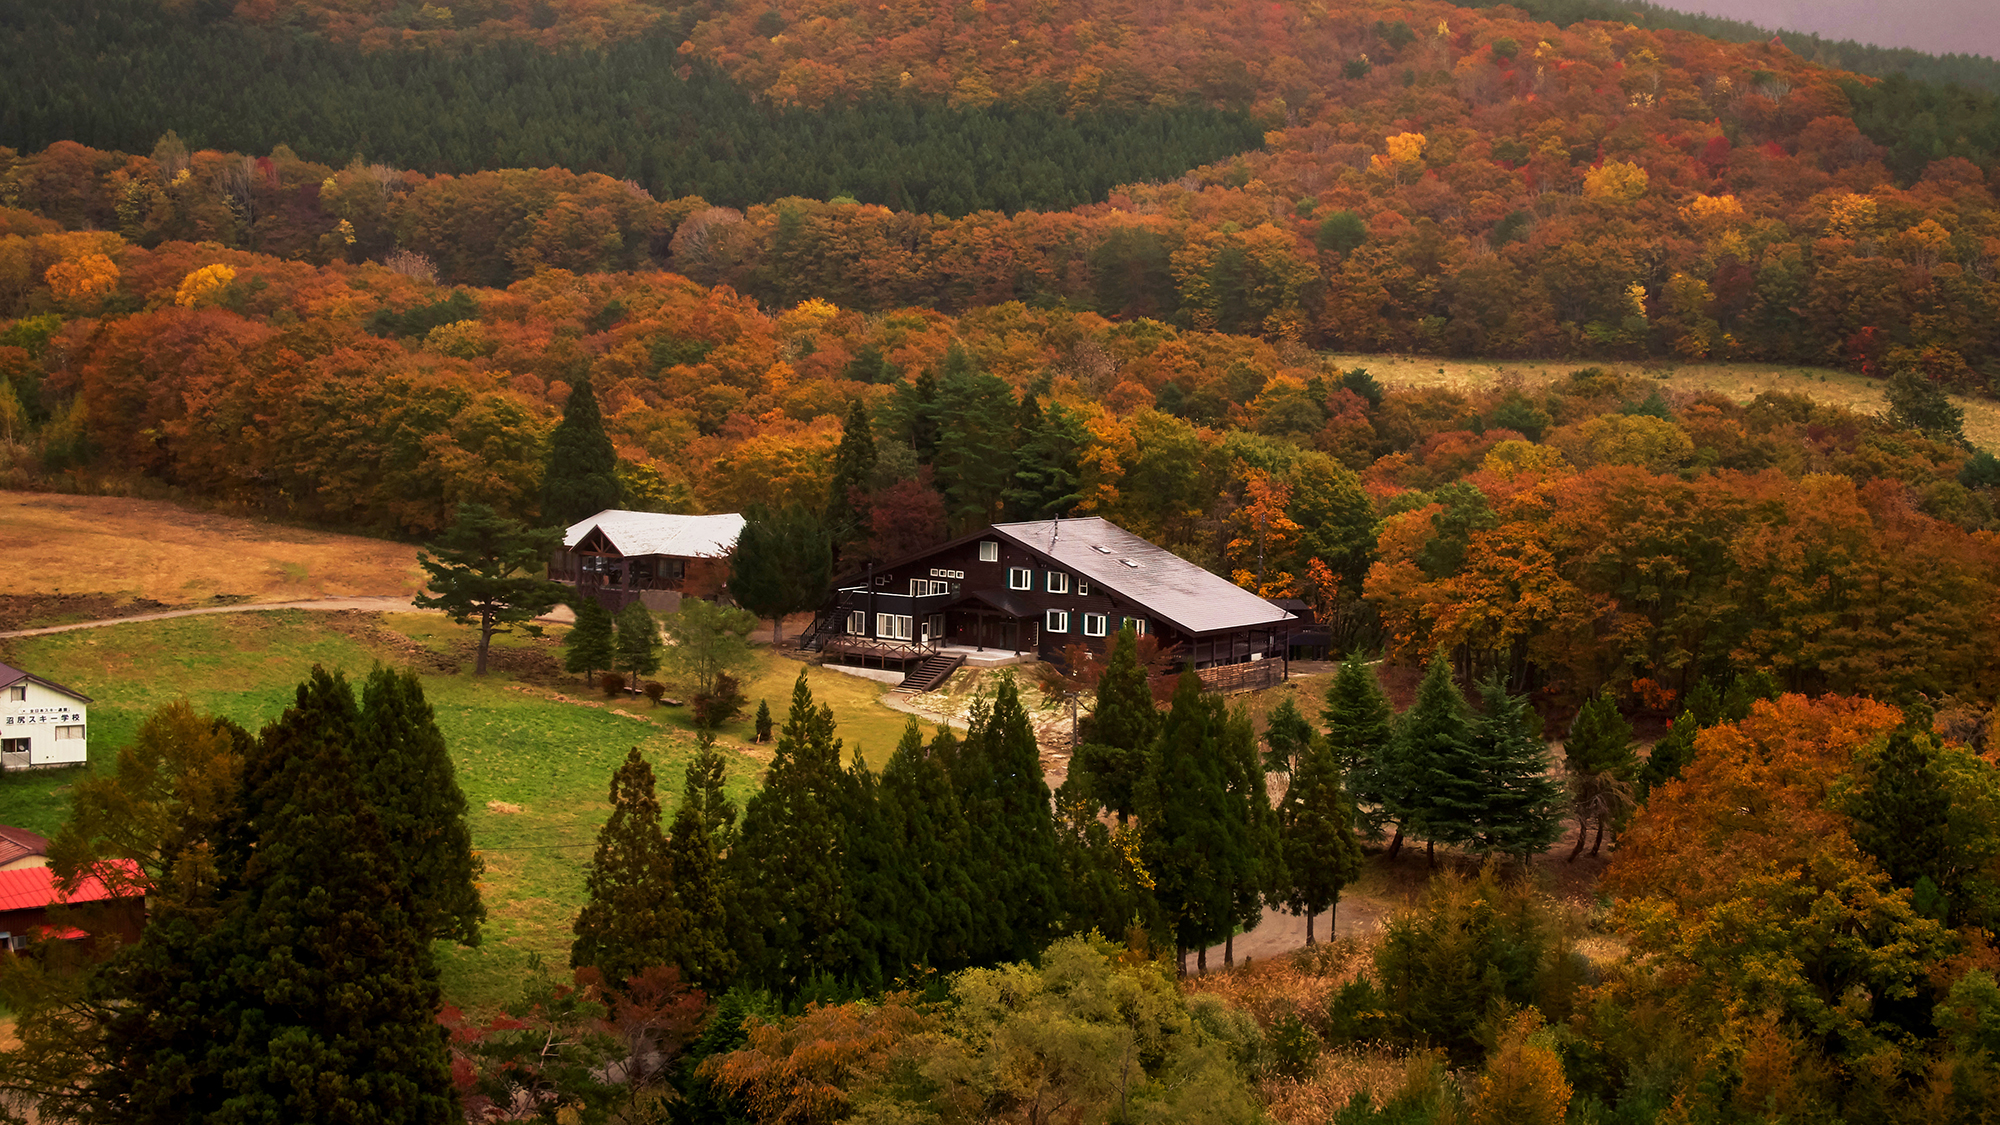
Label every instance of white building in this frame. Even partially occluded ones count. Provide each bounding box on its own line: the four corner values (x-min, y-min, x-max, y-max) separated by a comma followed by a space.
0, 662, 89, 769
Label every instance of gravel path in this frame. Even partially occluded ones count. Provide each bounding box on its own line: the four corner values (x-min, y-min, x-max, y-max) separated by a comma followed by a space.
0, 596, 427, 639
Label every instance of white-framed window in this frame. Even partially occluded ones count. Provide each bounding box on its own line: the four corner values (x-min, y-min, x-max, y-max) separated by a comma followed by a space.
1122, 616, 1148, 636
1046, 610, 1069, 632
1007, 567, 1032, 590
1083, 613, 1109, 637
979, 541, 999, 562
6, 685, 22, 701
876, 614, 914, 640
1046, 571, 1069, 594
54, 725, 83, 741
1077, 580, 1089, 596
910, 578, 927, 595
848, 610, 867, 634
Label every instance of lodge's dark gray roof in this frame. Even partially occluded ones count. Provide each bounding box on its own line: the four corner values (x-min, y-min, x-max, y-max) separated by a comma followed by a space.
991, 518, 1295, 636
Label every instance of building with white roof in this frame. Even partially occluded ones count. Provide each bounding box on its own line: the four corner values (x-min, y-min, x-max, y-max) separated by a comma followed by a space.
549, 509, 746, 612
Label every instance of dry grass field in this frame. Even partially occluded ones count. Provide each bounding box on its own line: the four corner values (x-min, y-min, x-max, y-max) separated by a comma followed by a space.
0, 492, 424, 616
1330, 353, 2000, 451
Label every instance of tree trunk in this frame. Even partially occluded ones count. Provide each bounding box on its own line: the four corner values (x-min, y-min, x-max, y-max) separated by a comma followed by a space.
1568, 813, 1590, 862
1305, 911, 1315, 946
1225, 932, 1234, 967
1426, 839, 1435, 867
476, 614, 494, 675
1590, 817, 1607, 858
1386, 825, 1404, 860
773, 617, 783, 646
1330, 898, 1338, 940
1197, 946, 1208, 974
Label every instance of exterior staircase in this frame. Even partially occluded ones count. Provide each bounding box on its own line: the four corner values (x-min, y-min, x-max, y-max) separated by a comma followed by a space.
896, 652, 965, 694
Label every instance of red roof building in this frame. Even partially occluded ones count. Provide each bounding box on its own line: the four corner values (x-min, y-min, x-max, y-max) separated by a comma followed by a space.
0, 859, 145, 951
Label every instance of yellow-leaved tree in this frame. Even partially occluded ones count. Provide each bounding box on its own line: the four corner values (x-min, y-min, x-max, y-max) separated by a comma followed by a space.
174, 264, 236, 308
1583, 160, 1649, 204
45, 255, 121, 307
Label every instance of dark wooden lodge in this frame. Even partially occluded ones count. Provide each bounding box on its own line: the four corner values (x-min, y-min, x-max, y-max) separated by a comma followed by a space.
799, 517, 1296, 691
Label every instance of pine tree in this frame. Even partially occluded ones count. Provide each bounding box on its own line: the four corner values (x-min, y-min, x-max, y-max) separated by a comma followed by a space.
1222, 703, 1283, 966
931, 345, 1018, 530
1071, 625, 1157, 822
564, 598, 616, 682
1263, 693, 1314, 776
880, 718, 978, 971
1851, 732, 1953, 910
825, 398, 877, 548
730, 505, 834, 645
356, 666, 485, 945
1563, 690, 1637, 861
664, 732, 738, 990
614, 600, 663, 685
834, 745, 903, 991
1639, 708, 1698, 799
1397, 651, 1475, 865
1467, 678, 1566, 862
103, 667, 457, 1123
572, 747, 679, 989
954, 674, 1062, 965
729, 670, 851, 991
1278, 734, 1363, 944
541, 376, 623, 526
1140, 671, 1243, 972
1004, 396, 1086, 520
1323, 651, 1398, 844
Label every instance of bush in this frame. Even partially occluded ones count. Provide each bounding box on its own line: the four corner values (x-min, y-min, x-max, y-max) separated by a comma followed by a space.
692, 672, 746, 730
600, 672, 626, 698
642, 681, 667, 705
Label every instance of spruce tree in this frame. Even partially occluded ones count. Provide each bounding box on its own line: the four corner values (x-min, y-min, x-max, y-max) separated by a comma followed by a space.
1140, 671, 1243, 971
835, 746, 904, 991
954, 674, 1062, 965
614, 600, 663, 685
563, 598, 616, 682
541, 376, 622, 527
825, 398, 877, 548
1396, 651, 1475, 865
356, 666, 485, 946
104, 667, 456, 1123
1563, 690, 1638, 860
1278, 734, 1363, 944
1071, 626, 1157, 822
664, 733, 738, 990
572, 747, 679, 989
729, 670, 851, 991
1323, 651, 1398, 843
1467, 677, 1566, 862
880, 718, 978, 971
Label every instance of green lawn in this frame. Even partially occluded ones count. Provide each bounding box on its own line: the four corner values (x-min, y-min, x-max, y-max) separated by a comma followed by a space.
0, 609, 915, 1011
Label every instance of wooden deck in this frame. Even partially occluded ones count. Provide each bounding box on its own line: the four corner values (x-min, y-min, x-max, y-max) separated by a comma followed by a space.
820, 636, 938, 666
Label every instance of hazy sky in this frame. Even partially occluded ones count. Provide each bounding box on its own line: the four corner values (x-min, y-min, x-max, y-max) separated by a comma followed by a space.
1669, 0, 2000, 60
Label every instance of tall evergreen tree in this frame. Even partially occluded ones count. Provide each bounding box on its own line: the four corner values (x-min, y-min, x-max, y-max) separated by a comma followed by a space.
614, 600, 663, 685
931, 345, 1018, 530
1262, 693, 1315, 776
890, 370, 941, 464
824, 398, 877, 549
1851, 731, 1954, 916
540, 376, 622, 527
100, 667, 456, 1124
1004, 397, 1087, 520
954, 674, 1063, 965
1563, 690, 1638, 860
572, 747, 679, 989
413, 504, 564, 675
1639, 708, 1699, 799
1277, 734, 1363, 944
1071, 626, 1158, 822
1396, 651, 1475, 865
1466, 677, 1567, 862
879, 718, 978, 972
356, 666, 485, 946
664, 732, 738, 990
729, 670, 851, 991
563, 597, 616, 683
1140, 671, 1243, 972
1323, 651, 1399, 843
1222, 703, 1283, 966
730, 505, 834, 645
834, 745, 907, 991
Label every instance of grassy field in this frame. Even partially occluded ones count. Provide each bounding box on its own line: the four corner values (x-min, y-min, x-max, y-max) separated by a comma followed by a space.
1331, 353, 2000, 451
0, 492, 424, 610
0, 608, 916, 1011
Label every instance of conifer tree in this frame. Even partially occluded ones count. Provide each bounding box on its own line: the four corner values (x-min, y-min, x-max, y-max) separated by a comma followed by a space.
564, 598, 616, 683
1071, 626, 1157, 822
1004, 396, 1086, 520
1262, 693, 1314, 776
730, 505, 834, 645
1278, 734, 1363, 944
1851, 732, 1953, 908
572, 747, 679, 989
102, 667, 456, 1123
614, 600, 663, 685
880, 718, 977, 971
1639, 708, 1698, 799
356, 665, 485, 946
1222, 704, 1283, 965
825, 398, 877, 548
1397, 651, 1475, 865
414, 504, 564, 675
1563, 690, 1637, 860
1140, 671, 1243, 972
954, 674, 1062, 965
664, 732, 738, 989
541, 376, 622, 527
729, 670, 851, 991
1467, 678, 1566, 862
1323, 651, 1398, 843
